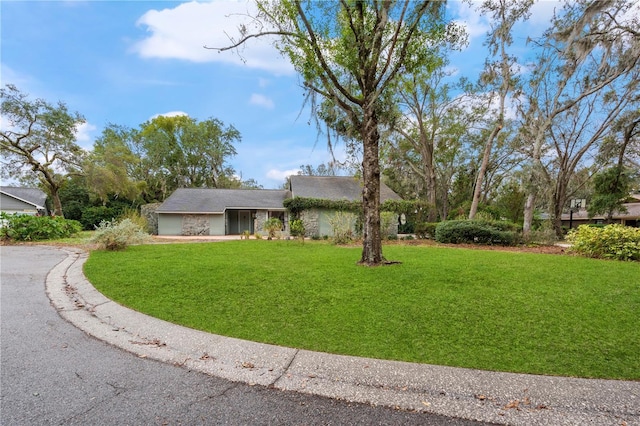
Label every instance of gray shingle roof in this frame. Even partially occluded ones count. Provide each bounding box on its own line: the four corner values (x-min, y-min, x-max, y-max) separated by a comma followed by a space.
0, 186, 48, 209
156, 188, 290, 213
289, 175, 401, 202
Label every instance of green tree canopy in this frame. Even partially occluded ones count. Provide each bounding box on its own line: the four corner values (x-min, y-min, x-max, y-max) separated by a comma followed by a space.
215, 0, 459, 265
90, 115, 241, 202
588, 166, 632, 221
0, 84, 86, 217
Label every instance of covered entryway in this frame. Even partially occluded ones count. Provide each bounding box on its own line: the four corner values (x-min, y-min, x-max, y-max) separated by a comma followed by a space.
226, 210, 255, 235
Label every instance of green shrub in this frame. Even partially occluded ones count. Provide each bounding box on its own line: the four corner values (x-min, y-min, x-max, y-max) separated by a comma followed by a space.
380, 211, 396, 238
566, 224, 640, 261
328, 211, 357, 245
0, 213, 82, 241
289, 219, 306, 239
263, 218, 283, 240
524, 220, 558, 245
435, 220, 519, 246
91, 219, 151, 251
414, 222, 438, 239
80, 206, 120, 230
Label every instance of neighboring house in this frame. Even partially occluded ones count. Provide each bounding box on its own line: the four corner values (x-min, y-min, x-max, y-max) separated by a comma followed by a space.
155, 176, 402, 237
561, 194, 640, 229
0, 186, 48, 216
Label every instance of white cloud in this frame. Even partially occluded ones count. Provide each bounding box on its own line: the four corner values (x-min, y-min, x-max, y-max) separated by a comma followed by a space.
449, 1, 490, 44
149, 111, 189, 120
0, 63, 31, 88
527, 0, 563, 28
249, 93, 274, 109
266, 168, 300, 181
133, 0, 294, 75
74, 121, 97, 149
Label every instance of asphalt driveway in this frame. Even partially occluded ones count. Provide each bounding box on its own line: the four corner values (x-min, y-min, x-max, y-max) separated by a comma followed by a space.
1, 245, 482, 425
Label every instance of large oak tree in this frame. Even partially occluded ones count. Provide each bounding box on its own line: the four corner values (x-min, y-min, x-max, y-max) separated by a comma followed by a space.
0, 85, 86, 217
214, 0, 456, 265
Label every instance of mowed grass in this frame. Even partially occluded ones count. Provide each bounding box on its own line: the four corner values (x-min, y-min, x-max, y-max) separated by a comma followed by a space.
83, 241, 640, 380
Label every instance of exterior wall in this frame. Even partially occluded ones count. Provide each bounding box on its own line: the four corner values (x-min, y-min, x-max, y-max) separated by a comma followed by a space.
141, 203, 161, 235
0, 193, 39, 215
158, 213, 225, 236
317, 208, 336, 237
301, 208, 356, 237
301, 209, 321, 237
158, 214, 183, 235
182, 215, 210, 236
301, 209, 398, 237
209, 214, 225, 235
254, 210, 268, 234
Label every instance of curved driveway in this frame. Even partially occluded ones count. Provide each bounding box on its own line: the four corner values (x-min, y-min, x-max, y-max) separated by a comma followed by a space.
1, 245, 481, 425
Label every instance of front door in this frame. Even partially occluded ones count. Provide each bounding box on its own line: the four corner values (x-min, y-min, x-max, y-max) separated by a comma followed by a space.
238, 210, 252, 234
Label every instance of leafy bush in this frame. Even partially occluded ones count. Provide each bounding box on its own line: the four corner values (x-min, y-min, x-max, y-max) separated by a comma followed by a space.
380, 211, 396, 239
566, 224, 640, 261
263, 218, 283, 240
414, 222, 438, 239
91, 219, 151, 251
0, 213, 81, 241
80, 206, 120, 230
289, 219, 306, 240
523, 220, 558, 245
328, 211, 357, 245
435, 220, 519, 246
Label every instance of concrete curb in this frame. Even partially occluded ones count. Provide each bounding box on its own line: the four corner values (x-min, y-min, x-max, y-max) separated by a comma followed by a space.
46, 247, 640, 425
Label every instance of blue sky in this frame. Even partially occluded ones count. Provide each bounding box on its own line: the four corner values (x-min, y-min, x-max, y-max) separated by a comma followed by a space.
1, 0, 562, 188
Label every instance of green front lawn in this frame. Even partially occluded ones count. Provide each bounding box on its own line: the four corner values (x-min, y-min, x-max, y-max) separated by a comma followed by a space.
84, 241, 640, 380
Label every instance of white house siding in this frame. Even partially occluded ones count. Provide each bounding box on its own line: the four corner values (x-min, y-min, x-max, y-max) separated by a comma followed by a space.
0, 193, 39, 215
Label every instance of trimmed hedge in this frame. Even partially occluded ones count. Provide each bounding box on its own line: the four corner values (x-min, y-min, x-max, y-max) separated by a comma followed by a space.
435, 220, 519, 246
566, 224, 640, 261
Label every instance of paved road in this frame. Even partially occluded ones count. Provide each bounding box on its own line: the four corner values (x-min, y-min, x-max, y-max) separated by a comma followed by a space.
1, 245, 485, 425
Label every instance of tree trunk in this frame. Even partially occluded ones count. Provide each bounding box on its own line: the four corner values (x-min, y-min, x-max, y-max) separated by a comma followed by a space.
469, 125, 501, 219
421, 141, 437, 222
552, 197, 564, 238
359, 105, 383, 266
522, 131, 545, 236
522, 192, 535, 235
50, 187, 65, 218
